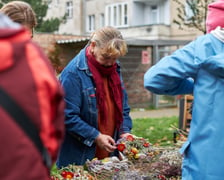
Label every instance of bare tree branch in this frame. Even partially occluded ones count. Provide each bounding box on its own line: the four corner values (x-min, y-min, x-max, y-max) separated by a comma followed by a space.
173, 0, 215, 34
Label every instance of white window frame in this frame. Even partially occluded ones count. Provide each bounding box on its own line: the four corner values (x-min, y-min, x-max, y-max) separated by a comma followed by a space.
150, 5, 159, 24
105, 2, 128, 28
185, 1, 195, 21
66, 1, 73, 19
99, 13, 105, 28
87, 15, 95, 32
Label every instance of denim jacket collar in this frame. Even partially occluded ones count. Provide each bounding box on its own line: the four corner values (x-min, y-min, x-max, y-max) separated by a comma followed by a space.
76, 46, 92, 76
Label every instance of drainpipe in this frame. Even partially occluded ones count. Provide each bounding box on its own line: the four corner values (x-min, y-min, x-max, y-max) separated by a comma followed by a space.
81, 0, 86, 36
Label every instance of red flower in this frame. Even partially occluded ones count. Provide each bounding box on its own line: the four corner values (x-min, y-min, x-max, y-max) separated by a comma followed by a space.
61, 171, 67, 178
157, 174, 166, 180
50, 176, 59, 180
126, 135, 134, 141
117, 143, 126, 152
61, 171, 74, 179
143, 142, 150, 147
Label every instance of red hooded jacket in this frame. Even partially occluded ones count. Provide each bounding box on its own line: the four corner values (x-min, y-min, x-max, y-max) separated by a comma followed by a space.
0, 24, 65, 179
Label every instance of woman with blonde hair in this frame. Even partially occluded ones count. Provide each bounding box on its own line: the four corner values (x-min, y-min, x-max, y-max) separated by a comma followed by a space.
0, 1, 37, 37
56, 26, 133, 167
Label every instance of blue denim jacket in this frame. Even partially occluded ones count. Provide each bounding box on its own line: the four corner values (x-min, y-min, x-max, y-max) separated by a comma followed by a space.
56, 47, 132, 167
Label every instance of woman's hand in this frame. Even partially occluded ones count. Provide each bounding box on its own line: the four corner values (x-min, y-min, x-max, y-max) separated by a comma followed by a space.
120, 133, 132, 138
95, 133, 117, 152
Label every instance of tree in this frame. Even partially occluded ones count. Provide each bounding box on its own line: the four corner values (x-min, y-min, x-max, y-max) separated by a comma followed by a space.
173, 0, 215, 34
0, 0, 61, 32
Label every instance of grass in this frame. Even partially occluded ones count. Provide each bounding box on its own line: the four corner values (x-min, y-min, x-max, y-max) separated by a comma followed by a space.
132, 116, 178, 146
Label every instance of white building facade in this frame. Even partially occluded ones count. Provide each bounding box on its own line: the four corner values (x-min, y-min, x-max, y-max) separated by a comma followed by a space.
44, 0, 202, 108
45, 0, 201, 40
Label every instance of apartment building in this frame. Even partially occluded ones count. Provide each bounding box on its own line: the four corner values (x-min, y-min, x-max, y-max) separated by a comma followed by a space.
43, 0, 202, 108
46, 0, 201, 40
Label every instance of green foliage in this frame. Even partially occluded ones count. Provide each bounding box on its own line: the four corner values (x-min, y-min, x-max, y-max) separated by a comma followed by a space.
0, 0, 61, 32
51, 163, 57, 174
24, 0, 48, 30
132, 116, 178, 146
38, 18, 61, 32
173, 0, 215, 34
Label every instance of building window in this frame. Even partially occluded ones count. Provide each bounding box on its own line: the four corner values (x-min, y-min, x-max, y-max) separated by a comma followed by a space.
124, 4, 128, 25
105, 3, 128, 27
66, 1, 73, 19
87, 15, 95, 32
185, 1, 195, 21
99, 13, 105, 28
151, 5, 159, 24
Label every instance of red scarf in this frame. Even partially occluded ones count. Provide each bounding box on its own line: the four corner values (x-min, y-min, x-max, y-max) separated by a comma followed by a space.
86, 47, 123, 129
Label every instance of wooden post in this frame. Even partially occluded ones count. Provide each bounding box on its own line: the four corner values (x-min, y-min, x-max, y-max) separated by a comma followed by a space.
182, 95, 193, 132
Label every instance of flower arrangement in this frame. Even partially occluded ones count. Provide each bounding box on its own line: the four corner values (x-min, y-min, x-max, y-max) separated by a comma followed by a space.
85, 156, 129, 179
51, 135, 182, 180
115, 135, 182, 179
50, 164, 94, 180
116, 134, 159, 161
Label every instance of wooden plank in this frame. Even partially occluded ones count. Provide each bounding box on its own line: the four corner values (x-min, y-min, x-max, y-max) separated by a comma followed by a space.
182, 95, 193, 132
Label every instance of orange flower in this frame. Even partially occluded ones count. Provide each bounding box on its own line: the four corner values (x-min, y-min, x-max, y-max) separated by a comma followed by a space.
131, 147, 138, 154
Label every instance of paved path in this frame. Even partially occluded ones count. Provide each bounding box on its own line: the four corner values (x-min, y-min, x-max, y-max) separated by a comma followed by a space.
130, 107, 179, 119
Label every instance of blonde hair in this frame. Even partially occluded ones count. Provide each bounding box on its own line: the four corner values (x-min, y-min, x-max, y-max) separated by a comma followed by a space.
90, 26, 127, 57
0, 1, 37, 29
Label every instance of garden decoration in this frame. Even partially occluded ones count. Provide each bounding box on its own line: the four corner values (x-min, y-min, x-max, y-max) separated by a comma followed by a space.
51, 135, 183, 180
50, 165, 94, 180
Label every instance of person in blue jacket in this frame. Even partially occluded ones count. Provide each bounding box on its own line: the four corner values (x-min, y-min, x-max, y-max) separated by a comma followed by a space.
144, 1, 224, 179
56, 26, 132, 167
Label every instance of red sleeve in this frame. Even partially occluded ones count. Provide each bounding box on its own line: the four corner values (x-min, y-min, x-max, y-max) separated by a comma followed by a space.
26, 42, 65, 162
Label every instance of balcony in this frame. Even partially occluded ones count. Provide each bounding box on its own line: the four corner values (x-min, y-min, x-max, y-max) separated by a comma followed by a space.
118, 24, 171, 40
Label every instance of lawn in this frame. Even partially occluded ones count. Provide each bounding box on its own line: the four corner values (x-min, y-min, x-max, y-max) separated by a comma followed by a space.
132, 116, 179, 146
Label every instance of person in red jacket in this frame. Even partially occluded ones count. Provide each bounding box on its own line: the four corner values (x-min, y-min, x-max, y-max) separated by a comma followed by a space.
0, 13, 65, 180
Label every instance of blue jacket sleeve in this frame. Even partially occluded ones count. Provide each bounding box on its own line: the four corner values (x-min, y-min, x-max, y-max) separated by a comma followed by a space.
144, 40, 200, 95
60, 71, 99, 147
121, 86, 132, 133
